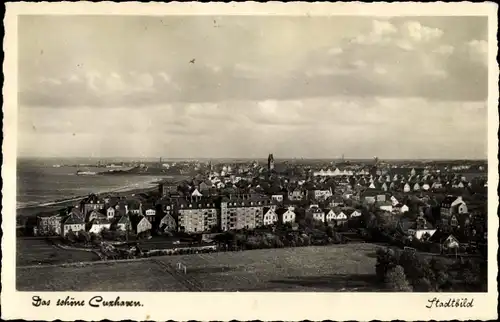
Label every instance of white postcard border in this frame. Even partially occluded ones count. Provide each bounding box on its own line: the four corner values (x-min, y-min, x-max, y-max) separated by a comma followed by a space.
2, 2, 498, 321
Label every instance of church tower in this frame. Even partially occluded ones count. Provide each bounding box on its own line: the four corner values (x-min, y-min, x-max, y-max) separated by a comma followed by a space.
268, 153, 275, 171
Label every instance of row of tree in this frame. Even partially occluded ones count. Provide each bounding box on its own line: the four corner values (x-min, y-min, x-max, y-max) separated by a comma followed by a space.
376, 247, 486, 292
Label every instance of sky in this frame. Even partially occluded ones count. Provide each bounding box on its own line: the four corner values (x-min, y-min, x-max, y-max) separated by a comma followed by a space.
18, 15, 489, 159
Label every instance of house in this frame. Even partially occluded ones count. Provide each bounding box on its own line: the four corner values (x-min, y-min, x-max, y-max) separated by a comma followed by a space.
87, 209, 107, 222
330, 195, 344, 207
142, 205, 156, 224
88, 218, 112, 234
115, 215, 131, 232
61, 212, 86, 237
306, 207, 325, 222
79, 194, 105, 215
288, 188, 305, 201
407, 216, 436, 240
276, 208, 296, 224
312, 189, 333, 201
429, 231, 469, 252
378, 201, 393, 212
131, 215, 152, 235
158, 213, 177, 232
36, 213, 63, 236
394, 204, 409, 213
350, 209, 362, 218
364, 195, 377, 205
431, 181, 443, 190
127, 199, 142, 215
271, 194, 284, 203
106, 207, 116, 220
323, 209, 336, 221
440, 196, 468, 219
263, 207, 279, 226
191, 188, 203, 197
326, 210, 348, 225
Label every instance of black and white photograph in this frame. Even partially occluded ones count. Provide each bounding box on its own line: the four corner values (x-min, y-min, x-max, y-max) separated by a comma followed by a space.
2, 2, 498, 321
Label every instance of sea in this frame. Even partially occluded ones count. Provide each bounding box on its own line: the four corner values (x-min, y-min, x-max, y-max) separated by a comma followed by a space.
16, 158, 174, 209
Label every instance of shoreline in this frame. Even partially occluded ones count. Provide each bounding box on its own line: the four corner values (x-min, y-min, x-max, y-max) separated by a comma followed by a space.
16, 175, 188, 219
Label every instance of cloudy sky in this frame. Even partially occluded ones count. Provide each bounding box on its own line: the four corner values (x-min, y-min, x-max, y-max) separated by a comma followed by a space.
18, 15, 488, 159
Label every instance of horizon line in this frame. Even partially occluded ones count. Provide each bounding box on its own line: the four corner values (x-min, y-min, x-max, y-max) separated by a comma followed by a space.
17, 156, 488, 161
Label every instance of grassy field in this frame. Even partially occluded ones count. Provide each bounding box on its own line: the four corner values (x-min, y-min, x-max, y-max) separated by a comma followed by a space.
17, 243, 381, 292
17, 238, 100, 267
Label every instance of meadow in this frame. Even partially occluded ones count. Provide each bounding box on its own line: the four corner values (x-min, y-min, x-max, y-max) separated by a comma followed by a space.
17, 238, 100, 267
17, 243, 381, 291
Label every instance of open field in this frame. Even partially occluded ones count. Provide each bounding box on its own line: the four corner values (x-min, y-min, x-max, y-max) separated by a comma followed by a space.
17, 238, 100, 266
17, 243, 381, 291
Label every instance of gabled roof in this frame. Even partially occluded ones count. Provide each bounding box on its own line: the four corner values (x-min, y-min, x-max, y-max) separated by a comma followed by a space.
275, 208, 289, 216
91, 218, 112, 225
116, 215, 131, 225
441, 195, 458, 204
63, 213, 85, 225
130, 215, 149, 229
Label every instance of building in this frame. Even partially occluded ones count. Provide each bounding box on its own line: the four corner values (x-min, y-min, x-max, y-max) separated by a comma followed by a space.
271, 194, 284, 203
88, 218, 112, 234
312, 189, 333, 201
142, 204, 156, 224
178, 197, 218, 233
160, 184, 179, 197
288, 188, 305, 201
158, 213, 177, 232
268, 154, 275, 171
115, 215, 131, 232
407, 215, 436, 240
378, 201, 393, 212
87, 209, 107, 222
106, 207, 116, 220
307, 207, 326, 222
394, 204, 409, 213
440, 196, 468, 225
79, 194, 105, 215
276, 207, 296, 224
61, 212, 86, 237
130, 215, 152, 235
263, 207, 279, 226
220, 194, 271, 231
36, 213, 63, 236
325, 209, 348, 225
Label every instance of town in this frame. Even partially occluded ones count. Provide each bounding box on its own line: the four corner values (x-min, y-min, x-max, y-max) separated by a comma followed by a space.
17, 155, 488, 292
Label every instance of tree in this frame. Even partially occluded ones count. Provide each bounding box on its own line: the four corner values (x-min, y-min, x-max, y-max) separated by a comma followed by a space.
385, 265, 413, 292
66, 230, 77, 243
375, 248, 399, 282
78, 230, 91, 244
414, 277, 434, 292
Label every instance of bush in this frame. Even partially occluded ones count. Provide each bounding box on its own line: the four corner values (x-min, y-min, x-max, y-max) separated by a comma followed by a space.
375, 248, 399, 282
66, 230, 77, 243
77, 230, 91, 244
385, 265, 413, 292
